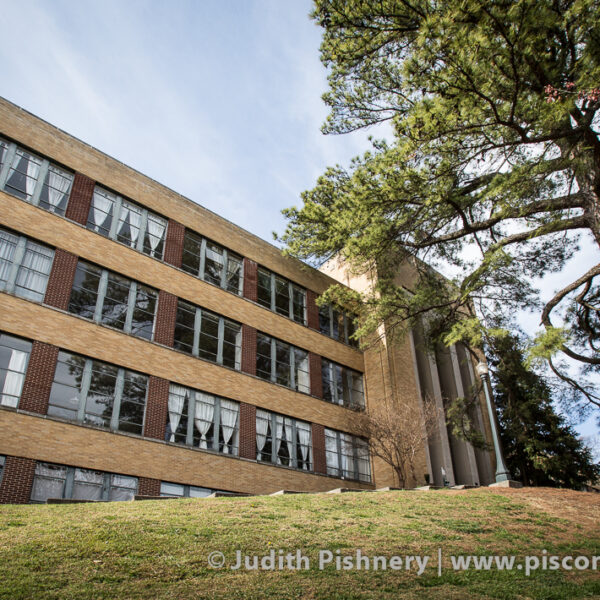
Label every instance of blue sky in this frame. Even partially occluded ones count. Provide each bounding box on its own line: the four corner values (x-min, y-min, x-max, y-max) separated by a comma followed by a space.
1, 1, 597, 444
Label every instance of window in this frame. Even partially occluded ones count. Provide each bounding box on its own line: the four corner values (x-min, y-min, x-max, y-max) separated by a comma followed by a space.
0, 138, 73, 217
30, 462, 137, 503
319, 304, 359, 347
0, 456, 5, 485
325, 429, 371, 482
86, 186, 167, 260
159, 481, 235, 498
0, 333, 32, 408
68, 260, 157, 341
256, 409, 312, 471
48, 350, 148, 435
257, 267, 306, 325
174, 299, 242, 369
321, 359, 365, 410
256, 333, 310, 393
181, 230, 243, 295
0, 228, 54, 303
165, 384, 239, 455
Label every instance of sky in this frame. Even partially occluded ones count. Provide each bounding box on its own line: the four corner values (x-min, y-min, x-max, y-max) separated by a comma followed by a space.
0, 1, 597, 444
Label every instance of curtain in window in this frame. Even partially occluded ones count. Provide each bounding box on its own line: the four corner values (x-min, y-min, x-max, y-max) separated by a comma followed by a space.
47, 167, 71, 209
234, 328, 242, 370
341, 434, 352, 477
219, 399, 238, 454
284, 419, 294, 464
297, 423, 311, 467
1, 349, 27, 407
91, 191, 113, 231
296, 353, 310, 393
15, 242, 53, 300
25, 154, 40, 198
275, 417, 284, 463
118, 202, 142, 246
256, 409, 269, 456
167, 385, 186, 442
0, 231, 17, 283
325, 431, 339, 474
194, 392, 214, 449
146, 215, 166, 253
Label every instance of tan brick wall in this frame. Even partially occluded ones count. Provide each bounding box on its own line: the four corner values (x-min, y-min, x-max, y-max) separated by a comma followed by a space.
0, 192, 362, 372
0, 294, 365, 435
0, 411, 374, 495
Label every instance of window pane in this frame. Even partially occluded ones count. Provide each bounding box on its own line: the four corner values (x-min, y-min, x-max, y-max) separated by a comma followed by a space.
160, 482, 185, 497
31, 463, 67, 503
68, 261, 102, 320
182, 230, 202, 277
0, 333, 31, 408
109, 474, 137, 501
222, 320, 241, 370
319, 305, 331, 336
203, 243, 223, 286
5, 149, 42, 202
83, 361, 119, 428
0, 455, 4, 484
274, 277, 290, 317
0, 229, 18, 285
166, 385, 190, 444
143, 213, 166, 259
331, 309, 343, 341
72, 468, 104, 501
0, 139, 7, 171
225, 254, 242, 295
275, 340, 291, 387
257, 268, 271, 309
350, 371, 364, 410
294, 348, 310, 393
116, 201, 143, 249
292, 286, 306, 324
14, 240, 54, 302
198, 312, 219, 363
131, 284, 157, 340
321, 360, 334, 404
256, 334, 272, 381
101, 272, 130, 331
188, 486, 212, 498
48, 351, 85, 421
174, 300, 196, 354
87, 187, 115, 238
118, 371, 148, 435
325, 429, 340, 477
38, 165, 72, 216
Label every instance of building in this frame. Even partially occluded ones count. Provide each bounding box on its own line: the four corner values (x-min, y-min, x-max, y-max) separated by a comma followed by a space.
0, 98, 495, 503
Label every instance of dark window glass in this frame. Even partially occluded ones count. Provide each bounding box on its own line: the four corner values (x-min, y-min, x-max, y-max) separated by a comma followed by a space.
100, 272, 130, 331
0, 333, 32, 408
256, 334, 272, 381
222, 320, 241, 369
275, 340, 291, 387
5, 150, 42, 201
198, 312, 219, 363
182, 230, 202, 277
274, 277, 289, 316
38, 165, 72, 216
131, 284, 156, 340
226, 254, 242, 294
204, 243, 223, 286
257, 268, 271, 309
118, 370, 148, 435
83, 361, 119, 428
68, 262, 101, 320
174, 300, 196, 354
48, 351, 85, 421
331, 308, 342, 341
292, 287, 306, 324
143, 214, 166, 260
319, 305, 331, 336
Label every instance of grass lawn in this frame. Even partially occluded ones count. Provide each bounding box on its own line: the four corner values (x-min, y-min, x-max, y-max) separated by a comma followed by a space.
0, 487, 598, 599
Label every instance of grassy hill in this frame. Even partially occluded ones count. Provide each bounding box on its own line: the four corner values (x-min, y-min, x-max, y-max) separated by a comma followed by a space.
0, 487, 598, 599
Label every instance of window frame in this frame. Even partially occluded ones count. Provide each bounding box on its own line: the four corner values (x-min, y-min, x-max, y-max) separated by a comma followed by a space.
319, 303, 359, 347
324, 428, 372, 483
255, 333, 310, 393
174, 299, 242, 370
0, 332, 32, 409
0, 138, 73, 217
47, 350, 149, 436
256, 267, 307, 325
86, 185, 167, 260
68, 260, 158, 341
321, 358, 365, 410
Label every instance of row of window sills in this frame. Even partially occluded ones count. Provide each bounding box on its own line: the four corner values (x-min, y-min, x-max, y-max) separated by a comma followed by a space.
2, 189, 362, 353
0, 288, 366, 415
1, 405, 373, 485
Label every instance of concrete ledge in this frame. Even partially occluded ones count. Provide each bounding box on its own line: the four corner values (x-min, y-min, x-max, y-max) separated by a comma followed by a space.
206, 492, 249, 498
134, 495, 177, 501
415, 486, 443, 491
270, 490, 309, 496
326, 488, 371, 494
46, 498, 105, 504
488, 480, 523, 488
375, 487, 405, 492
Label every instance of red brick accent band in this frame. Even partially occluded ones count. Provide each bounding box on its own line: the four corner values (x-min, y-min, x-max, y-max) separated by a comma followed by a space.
312, 423, 327, 475
65, 172, 95, 226
238, 402, 257, 460
243, 258, 258, 302
143, 376, 170, 441
241, 325, 257, 375
307, 289, 320, 330
309, 352, 323, 398
163, 220, 185, 268
18, 341, 59, 415
44, 249, 78, 310
154, 291, 177, 347
137, 477, 161, 497
0, 456, 36, 504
